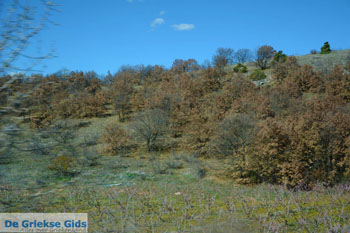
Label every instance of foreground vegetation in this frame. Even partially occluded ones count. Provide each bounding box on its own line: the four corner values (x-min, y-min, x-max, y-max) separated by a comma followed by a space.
1, 151, 350, 232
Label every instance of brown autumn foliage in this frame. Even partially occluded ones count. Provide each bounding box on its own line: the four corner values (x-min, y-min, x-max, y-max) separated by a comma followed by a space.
53, 91, 107, 118
101, 123, 133, 155
214, 74, 256, 120
26, 72, 106, 127
230, 95, 350, 188
286, 65, 324, 93
48, 155, 78, 176
271, 56, 299, 82
4, 55, 350, 188
111, 72, 134, 122
326, 65, 350, 102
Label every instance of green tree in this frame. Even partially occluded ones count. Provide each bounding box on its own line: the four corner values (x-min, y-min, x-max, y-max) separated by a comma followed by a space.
273, 50, 287, 63
320, 42, 331, 54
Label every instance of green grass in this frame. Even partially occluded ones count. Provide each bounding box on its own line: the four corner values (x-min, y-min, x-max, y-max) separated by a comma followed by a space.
1, 144, 350, 232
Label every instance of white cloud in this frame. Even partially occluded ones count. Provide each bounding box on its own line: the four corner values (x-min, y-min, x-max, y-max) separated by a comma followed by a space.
160, 10, 166, 15
172, 24, 195, 31
127, 0, 133, 3
151, 18, 165, 29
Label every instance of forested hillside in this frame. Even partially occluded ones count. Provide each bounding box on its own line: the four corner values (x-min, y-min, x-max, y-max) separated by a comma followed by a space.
1, 48, 350, 188
1, 48, 350, 232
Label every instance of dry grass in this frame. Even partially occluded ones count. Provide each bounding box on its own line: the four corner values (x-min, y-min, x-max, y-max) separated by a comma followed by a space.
296, 49, 350, 73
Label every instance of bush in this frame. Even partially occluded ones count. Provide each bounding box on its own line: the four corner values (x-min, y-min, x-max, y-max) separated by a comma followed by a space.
48, 155, 78, 176
271, 56, 299, 83
81, 148, 101, 167
286, 65, 323, 93
165, 153, 184, 169
233, 63, 248, 73
320, 42, 331, 54
310, 49, 317, 54
166, 159, 184, 169
101, 123, 132, 156
192, 161, 207, 179
152, 160, 170, 175
272, 50, 287, 63
250, 69, 266, 81
230, 102, 350, 189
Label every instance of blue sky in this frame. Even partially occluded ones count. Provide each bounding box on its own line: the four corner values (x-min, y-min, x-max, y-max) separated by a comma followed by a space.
20, 0, 350, 74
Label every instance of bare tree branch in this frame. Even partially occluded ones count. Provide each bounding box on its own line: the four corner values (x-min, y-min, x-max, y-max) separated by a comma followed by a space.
0, 0, 59, 75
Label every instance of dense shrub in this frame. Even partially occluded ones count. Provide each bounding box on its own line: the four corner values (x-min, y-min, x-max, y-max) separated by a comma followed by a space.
271, 56, 299, 83
27, 74, 107, 128
101, 123, 132, 155
230, 96, 350, 188
250, 69, 266, 81
48, 155, 78, 176
285, 65, 324, 93
326, 65, 350, 102
272, 50, 287, 63
233, 63, 248, 73
54, 91, 107, 118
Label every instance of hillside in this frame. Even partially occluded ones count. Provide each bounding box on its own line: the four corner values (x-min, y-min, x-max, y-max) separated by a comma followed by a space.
296, 49, 350, 72
1, 50, 350, 232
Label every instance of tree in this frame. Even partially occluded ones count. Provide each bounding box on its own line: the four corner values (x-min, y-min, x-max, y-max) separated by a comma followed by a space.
171, 59, 185, 73
212, 48, 234, 69
320, 41, 331, 54
131, 109, 168, 152
256, 45, 276, 70
112, 71, 135, 122
272, 50, 287, 63
326, 65, 350, 102
212, 113, 256, 156
234, 48, 253, 63
183, 59, 200, 72
171, 59, 200, 73
201, 59, 212, 69
0, 0, 59, 75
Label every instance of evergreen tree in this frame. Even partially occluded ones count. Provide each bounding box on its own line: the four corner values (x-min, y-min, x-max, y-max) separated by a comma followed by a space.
320, 42, 331, 54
